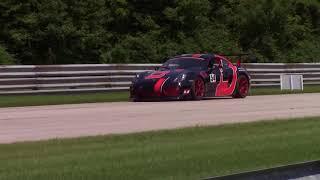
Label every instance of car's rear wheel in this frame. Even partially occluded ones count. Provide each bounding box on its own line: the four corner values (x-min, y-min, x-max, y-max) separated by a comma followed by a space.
191, 77, 205, 100
233, 75, 249, 98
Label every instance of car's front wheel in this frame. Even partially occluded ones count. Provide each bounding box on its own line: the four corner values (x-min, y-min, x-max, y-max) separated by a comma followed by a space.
232, 75, 249, 98
191, 77, 205, 100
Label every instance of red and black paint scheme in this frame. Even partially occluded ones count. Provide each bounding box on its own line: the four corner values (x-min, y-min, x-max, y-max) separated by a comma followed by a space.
130, 53, 251, 101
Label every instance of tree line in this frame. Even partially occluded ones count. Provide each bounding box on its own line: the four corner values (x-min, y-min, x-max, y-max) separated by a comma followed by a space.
0, 0, 319, 65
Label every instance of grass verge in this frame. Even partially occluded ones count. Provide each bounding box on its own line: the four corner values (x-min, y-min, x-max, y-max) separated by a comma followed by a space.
0, 91, 129, 108
250, 85, 320, 95
1, 117, 320, 180
0, 85, 320, 108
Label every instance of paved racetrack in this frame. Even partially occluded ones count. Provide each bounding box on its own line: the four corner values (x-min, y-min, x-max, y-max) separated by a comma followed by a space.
1, 93, 320, 144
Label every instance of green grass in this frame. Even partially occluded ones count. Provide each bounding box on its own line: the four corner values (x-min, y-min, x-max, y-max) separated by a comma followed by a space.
0, 92, 129, 108
0, 117, 320, 180
250, 85, 320, 96
0, 85, 320, 108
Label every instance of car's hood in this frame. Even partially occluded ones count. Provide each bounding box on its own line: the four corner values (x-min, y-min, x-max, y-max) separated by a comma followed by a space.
143, 69, 186, 80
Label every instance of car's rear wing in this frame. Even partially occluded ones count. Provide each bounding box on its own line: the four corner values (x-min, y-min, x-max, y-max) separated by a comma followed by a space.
215, 53, 250, 67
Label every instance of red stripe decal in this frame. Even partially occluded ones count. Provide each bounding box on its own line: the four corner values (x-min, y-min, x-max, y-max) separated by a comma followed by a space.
192, 54, 202, 58
215, 64, 238, 96
175, 69, 184, 72
145, 71, 170, 79
154, 78, 166, 96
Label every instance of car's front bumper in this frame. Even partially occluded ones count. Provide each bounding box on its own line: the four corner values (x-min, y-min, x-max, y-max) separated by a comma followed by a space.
130, 79, 193, 101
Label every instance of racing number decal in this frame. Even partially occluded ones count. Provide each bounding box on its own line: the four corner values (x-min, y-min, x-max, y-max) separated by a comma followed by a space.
209, 74, 216, 83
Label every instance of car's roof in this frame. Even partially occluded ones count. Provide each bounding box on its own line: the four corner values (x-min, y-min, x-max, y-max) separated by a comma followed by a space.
172, 53, 215, 61
172, 53, 232, 63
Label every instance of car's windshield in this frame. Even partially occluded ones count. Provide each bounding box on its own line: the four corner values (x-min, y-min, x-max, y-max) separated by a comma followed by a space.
161, 58, 205, 70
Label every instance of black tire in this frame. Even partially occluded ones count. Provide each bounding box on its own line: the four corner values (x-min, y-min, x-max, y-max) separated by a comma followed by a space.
232, 75, 249, 98
191, 77, 205, 100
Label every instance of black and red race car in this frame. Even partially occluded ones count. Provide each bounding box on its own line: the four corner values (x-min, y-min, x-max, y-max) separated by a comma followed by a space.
130, 53, 250, 101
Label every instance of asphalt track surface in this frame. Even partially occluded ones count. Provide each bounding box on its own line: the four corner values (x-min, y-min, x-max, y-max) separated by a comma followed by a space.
1, 93, 320, 144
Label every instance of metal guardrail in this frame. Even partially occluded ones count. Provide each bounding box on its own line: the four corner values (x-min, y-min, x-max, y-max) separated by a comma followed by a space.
203, 160, 320, 180
0, 63, 320, 95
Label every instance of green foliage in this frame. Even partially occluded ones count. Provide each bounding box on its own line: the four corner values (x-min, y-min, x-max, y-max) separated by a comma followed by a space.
0, 45, 15, 64
0, 0, 319, 64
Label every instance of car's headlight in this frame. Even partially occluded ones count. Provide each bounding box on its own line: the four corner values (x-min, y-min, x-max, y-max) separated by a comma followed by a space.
174, 74, 187, 82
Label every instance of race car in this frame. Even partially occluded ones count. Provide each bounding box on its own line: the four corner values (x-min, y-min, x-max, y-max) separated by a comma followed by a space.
130, 53, 250, 101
